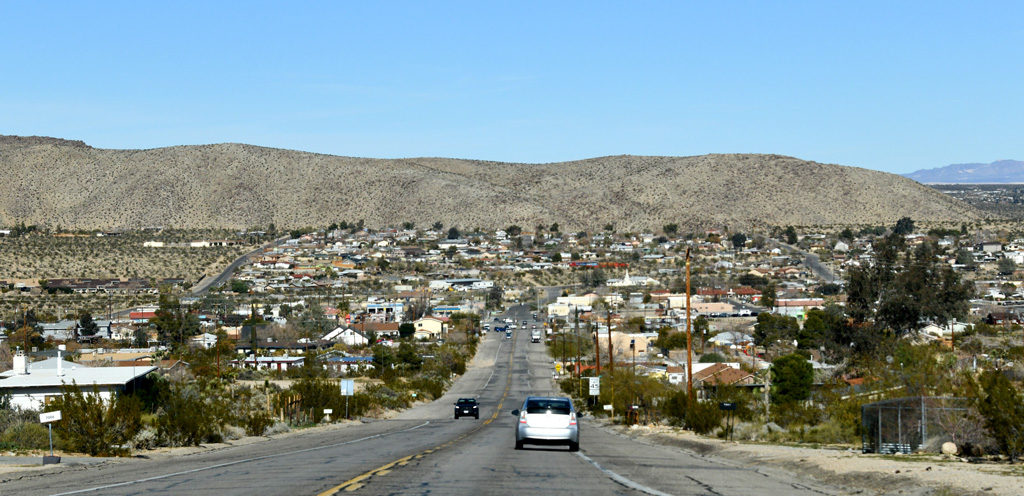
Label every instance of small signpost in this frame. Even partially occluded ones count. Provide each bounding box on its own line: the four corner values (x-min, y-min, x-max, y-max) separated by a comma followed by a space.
39, 410, 61, 465
323, 408, 333, 422
718, 402, 736, 441
588, 377, 600, 396
340, 379, 355, 419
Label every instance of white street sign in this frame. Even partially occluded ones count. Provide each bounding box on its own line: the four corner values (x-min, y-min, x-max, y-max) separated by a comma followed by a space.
588, 377, 600, 396
340, 379, 355, 396
602, 404, 613, 411
323, 409, 333, 415
39, 411, 62, 423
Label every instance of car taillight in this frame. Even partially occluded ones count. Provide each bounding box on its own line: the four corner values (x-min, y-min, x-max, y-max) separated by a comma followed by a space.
519, 411, 528, 424
569, 412, 577, 426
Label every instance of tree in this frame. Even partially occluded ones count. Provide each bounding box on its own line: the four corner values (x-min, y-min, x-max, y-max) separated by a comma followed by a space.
754, 313, 799, 349
771, 353, 813, 405
230, 280, 250, 294
893, 217, 915, 235
432, 221, 443, 231
784, 226, 797, 244
977, 371, 1024, 460
549, 223, 559, 233
402, 221, 415, 230
730, 233, 747, 249
998, 257, 1016, 275
77, 311, 99, 339
506, 225, 522, 237
693, 315, 710, 352
761, 284, 777, 308
447, 227, 460, 240
551, 252, 562, 262
133, 328, 149, 348
398, 322, 416, 339
839, 228, 854, 241
663, 223, 678, 237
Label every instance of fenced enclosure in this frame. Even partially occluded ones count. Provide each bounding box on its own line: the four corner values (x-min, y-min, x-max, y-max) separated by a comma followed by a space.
861, 397, 972, 454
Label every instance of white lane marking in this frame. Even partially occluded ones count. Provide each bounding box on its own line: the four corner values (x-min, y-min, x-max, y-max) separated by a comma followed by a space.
575, 451, 675, 496
50, 421, 431, 496
483, 339, 503, 388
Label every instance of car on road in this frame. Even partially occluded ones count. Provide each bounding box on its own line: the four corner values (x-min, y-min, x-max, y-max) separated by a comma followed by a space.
454, 398, 479, 419
505, 330, 513, 339
531, 330, 542, 343
512, 396, 580, 451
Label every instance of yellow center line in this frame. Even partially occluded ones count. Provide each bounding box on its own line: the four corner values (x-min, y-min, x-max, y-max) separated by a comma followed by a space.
318, 335, 517, 496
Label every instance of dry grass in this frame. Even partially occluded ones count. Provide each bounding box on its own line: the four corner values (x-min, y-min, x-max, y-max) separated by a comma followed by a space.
0, 230, 249, 281
0, 136, 985, 231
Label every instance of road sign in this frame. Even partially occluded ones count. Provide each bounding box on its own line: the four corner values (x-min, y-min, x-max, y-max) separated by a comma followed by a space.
39, 411, 61, 423
602, 404, 613, 411
340, 379, 355, 396
718, 402, 736, 411
323, 409, 333, 415
588, 377, 600, 396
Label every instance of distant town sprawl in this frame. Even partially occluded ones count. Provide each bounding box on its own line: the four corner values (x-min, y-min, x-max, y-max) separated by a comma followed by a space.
2, 219, 1024, 460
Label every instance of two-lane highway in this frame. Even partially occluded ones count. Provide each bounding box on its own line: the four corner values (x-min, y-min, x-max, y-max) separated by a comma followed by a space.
2, 304, 842, 495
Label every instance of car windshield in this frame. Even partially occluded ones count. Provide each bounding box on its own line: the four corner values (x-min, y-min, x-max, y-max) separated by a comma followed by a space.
457, 399, 476, 405
525, 398, 571, 415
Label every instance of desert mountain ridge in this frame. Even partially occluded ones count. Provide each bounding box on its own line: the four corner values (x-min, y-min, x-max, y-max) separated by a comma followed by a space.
0, 135, 983, 231
904, 160, 1024, 184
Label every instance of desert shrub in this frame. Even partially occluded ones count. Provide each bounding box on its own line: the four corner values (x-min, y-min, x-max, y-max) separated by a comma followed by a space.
408, 373, 447, 400
1, 421, 52, 450
245, 411, 275, 437
221, 425, 245, 441
977, 370, 1024, 460
771, 401, 822, 428
49, 383, 143, 456
155, 385, 217, 447
661, 390, 723, 434
264, 421, 290, 436
129, 427, 158, 450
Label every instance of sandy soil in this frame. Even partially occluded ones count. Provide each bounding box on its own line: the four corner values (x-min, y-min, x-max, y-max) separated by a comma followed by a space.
601, 422, 1024, 496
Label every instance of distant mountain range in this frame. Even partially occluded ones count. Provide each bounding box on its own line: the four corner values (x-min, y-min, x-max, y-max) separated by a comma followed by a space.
904, 160, 1024, 184
0, 135, 983, 230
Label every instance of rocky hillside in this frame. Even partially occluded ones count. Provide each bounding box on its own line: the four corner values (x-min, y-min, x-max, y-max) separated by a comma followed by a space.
0, 135, 984, 230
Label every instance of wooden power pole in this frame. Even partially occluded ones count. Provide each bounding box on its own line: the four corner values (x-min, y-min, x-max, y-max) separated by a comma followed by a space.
606, 309, 614, 372
685, 247, 694, 400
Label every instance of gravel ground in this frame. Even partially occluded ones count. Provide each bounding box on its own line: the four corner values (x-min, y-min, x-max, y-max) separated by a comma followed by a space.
604, 423, 1024, 496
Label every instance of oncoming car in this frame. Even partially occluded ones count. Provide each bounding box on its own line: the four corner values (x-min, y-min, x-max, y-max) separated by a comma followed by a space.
454, 398, 479, 419
511, 396, 580, 451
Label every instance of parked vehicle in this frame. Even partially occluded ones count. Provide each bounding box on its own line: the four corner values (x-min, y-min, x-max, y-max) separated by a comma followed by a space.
512, 396, 580, 451
454, 398, 479, 419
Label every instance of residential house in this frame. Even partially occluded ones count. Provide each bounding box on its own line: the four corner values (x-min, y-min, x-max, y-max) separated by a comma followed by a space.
0, 351, 156, 410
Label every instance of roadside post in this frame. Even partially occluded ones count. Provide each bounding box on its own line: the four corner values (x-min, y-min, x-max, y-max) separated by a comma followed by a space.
39, 410, 61, 464
718, 402, 736, 441
323, 408, 333, 422
340, 379, 355, 419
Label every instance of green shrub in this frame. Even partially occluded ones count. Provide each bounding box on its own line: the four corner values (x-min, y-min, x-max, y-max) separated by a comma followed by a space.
1, 421, 52, 450
244, 411, 275, 437
977, 370, 1024, 460
50, 384, 142, 456
155, 386, 217, 447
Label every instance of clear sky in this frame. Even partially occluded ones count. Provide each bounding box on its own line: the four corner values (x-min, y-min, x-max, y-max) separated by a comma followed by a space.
1, 1, 1022, 174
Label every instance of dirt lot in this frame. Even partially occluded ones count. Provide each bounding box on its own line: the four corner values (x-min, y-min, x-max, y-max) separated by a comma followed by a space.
603, 422, 1024, 496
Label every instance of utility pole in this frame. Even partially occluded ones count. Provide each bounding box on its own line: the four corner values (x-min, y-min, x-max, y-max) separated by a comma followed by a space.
592, 321, 600, 375
575, 308, 582, 397
685, 247, 694, 400
606, 309, 614, 372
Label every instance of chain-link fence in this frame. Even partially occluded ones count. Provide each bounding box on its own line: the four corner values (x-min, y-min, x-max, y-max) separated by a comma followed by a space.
861, 397, 972, 454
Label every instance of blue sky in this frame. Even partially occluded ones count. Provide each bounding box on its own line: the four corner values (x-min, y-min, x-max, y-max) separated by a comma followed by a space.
1, 1, 1022, 174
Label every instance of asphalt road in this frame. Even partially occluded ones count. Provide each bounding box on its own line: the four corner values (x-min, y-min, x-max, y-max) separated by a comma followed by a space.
2, 304, 841, 496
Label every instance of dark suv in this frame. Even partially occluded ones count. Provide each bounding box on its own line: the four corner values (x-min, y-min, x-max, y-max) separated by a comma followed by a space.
454, 398, 479, 419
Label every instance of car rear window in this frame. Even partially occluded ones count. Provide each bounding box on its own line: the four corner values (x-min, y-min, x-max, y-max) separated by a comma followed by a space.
457, 399, 476, 404
525, 399, 571, 414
